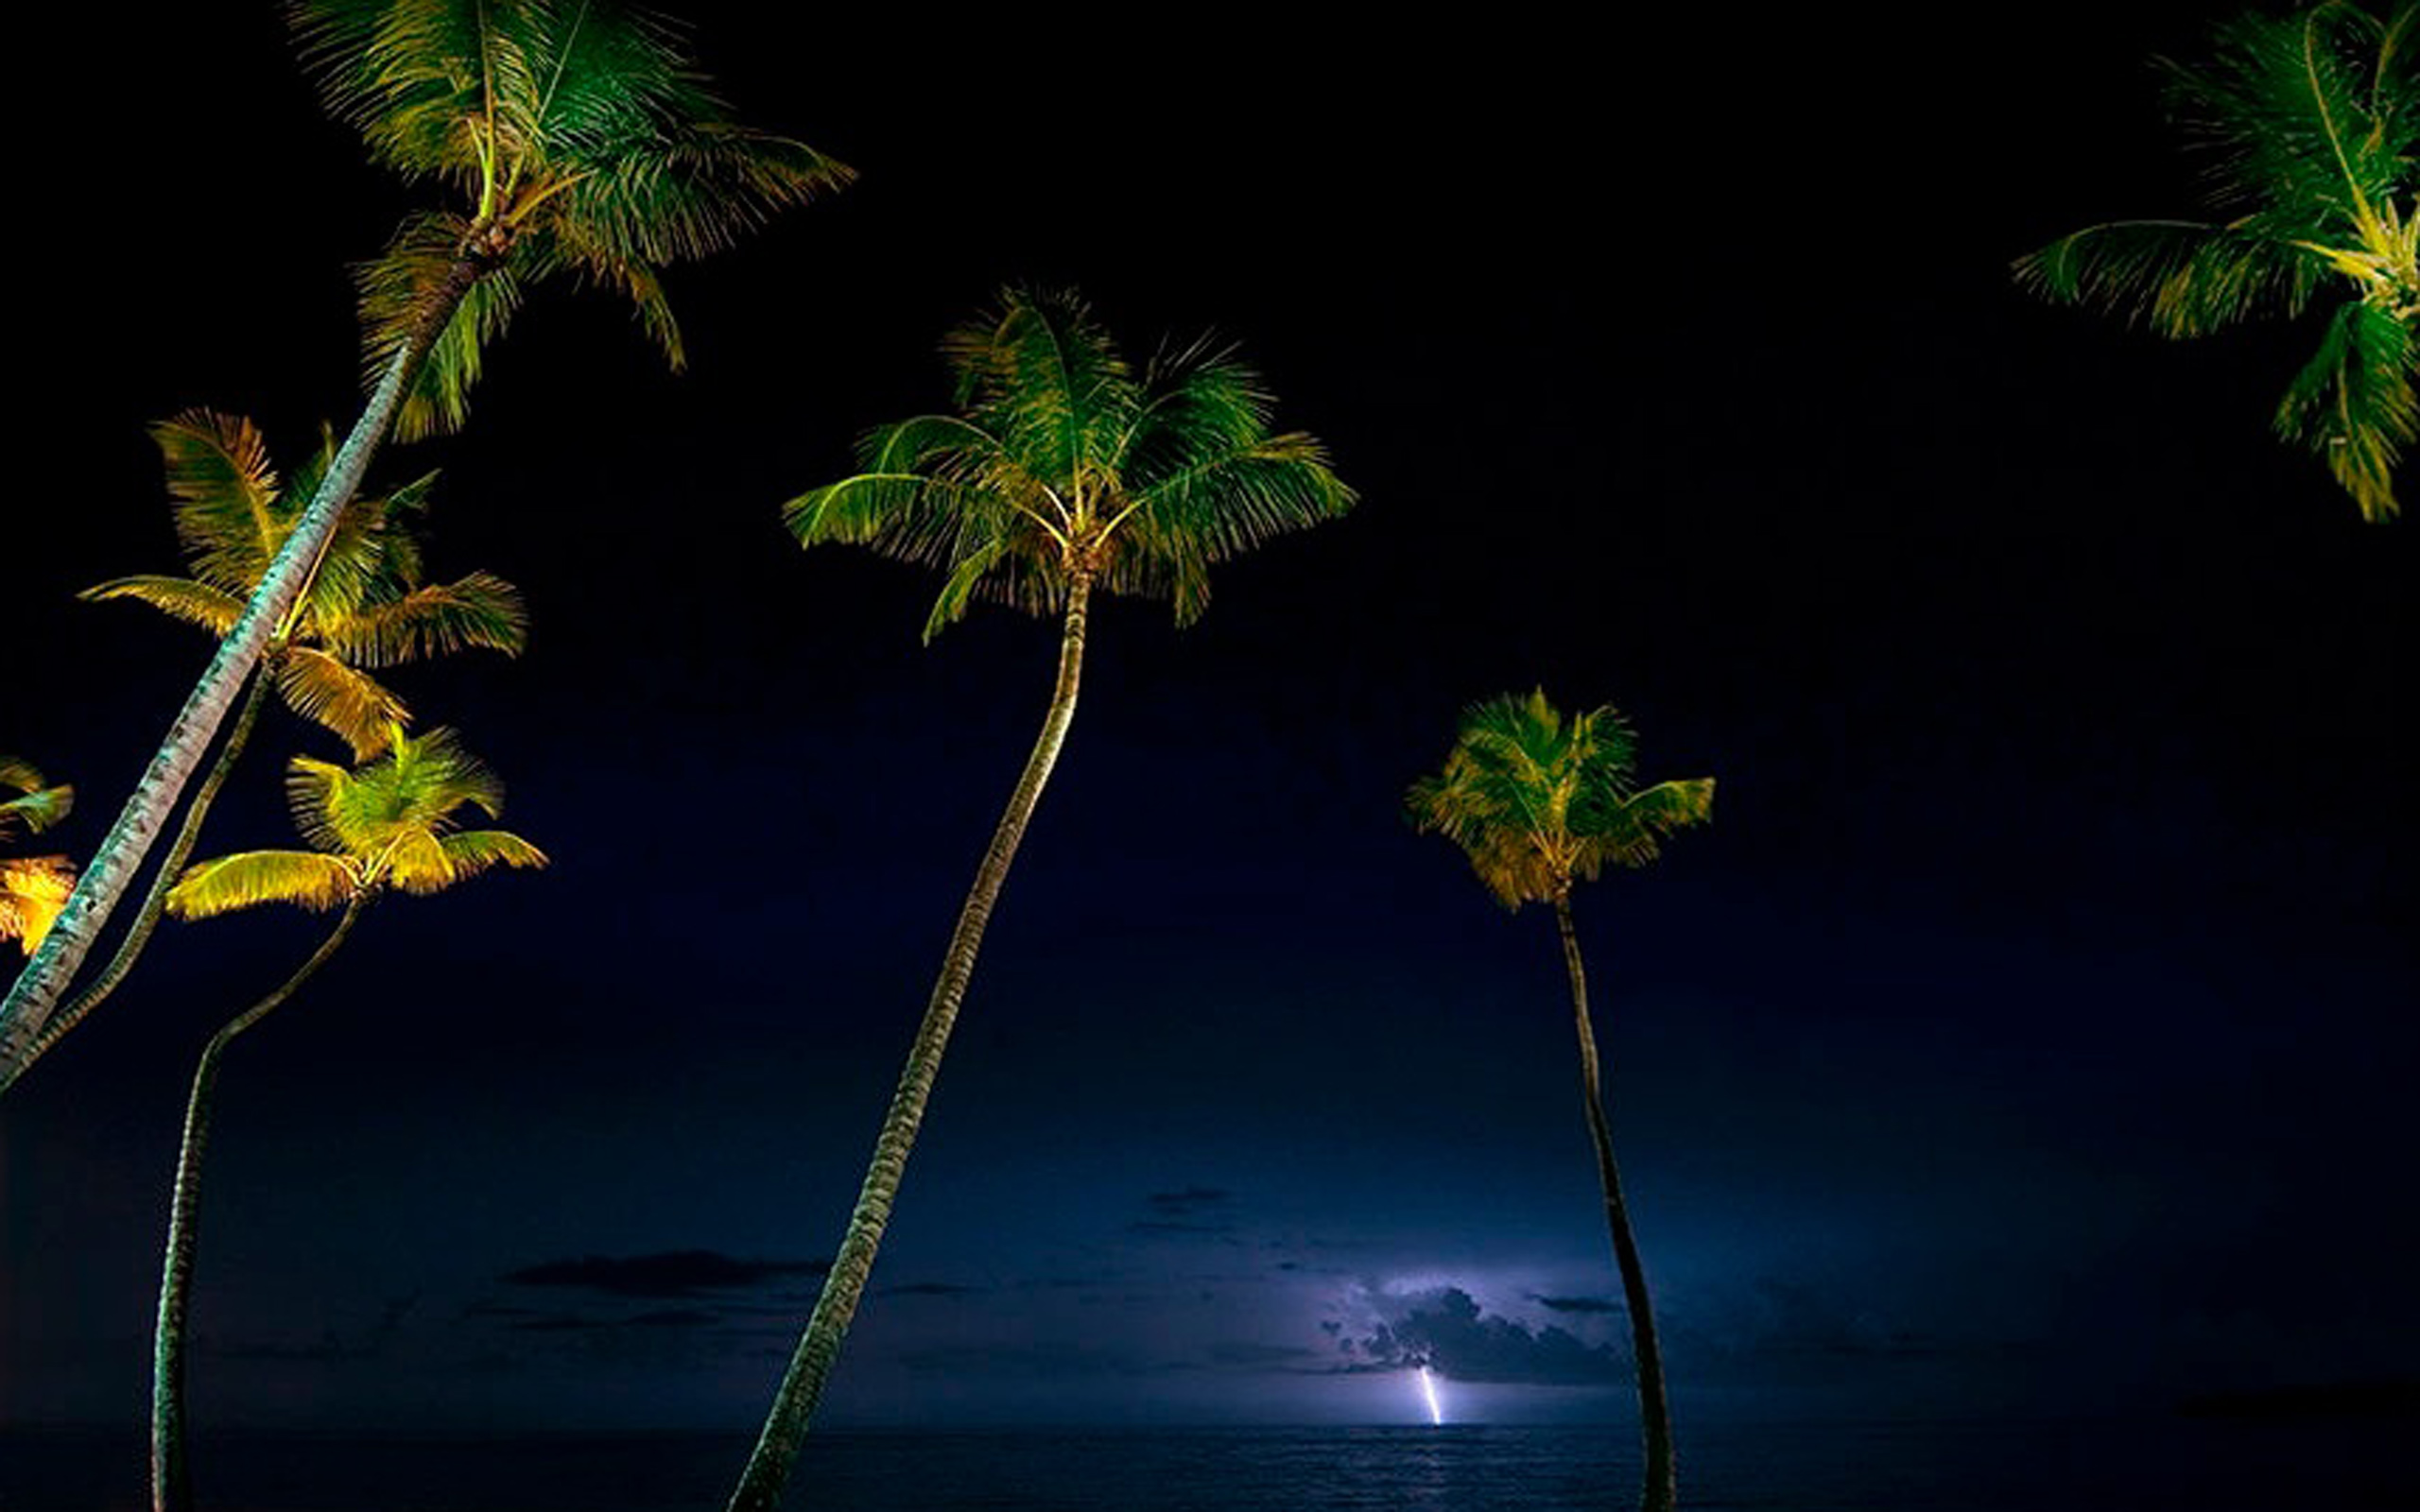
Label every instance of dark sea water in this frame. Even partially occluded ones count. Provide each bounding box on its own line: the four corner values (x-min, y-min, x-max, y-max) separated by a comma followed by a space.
3, 1417, 2411, 1511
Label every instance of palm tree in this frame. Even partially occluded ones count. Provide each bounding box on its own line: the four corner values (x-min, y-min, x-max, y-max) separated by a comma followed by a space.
1, 0, 848, 1076
0, 412, 526, 1094
1, 759, 76, 956
147, 726, 544, 1512
1406, 691, 1713, 1512
727, 287, 1356, 1511
2014, 0, 2416, 521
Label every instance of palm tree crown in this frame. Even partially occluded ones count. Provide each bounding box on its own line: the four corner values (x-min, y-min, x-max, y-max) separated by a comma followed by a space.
294, 0, 854, 438
2014, 1, 2417, 521
84, 409, 527, 758
168, 727, 545, 919
783, 286, 1357, 638
1, 759, 75, 955
1408, 691, 1715, 908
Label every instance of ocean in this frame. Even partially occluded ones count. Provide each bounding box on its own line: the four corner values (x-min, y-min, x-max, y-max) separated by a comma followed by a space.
3, 1417, 2410, 1510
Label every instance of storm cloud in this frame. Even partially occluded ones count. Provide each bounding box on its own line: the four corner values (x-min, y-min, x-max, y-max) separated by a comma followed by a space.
1330, 1286, 1627, 1386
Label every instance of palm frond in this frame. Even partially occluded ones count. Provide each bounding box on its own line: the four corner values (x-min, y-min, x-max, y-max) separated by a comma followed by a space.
944, 290, 1139, 495
79, 575, 247, 638
433, 827, 549, 881
150, 409, 284, 593
0, 854, 77, 951
292, 0, 544, 193
289, 727, 504, 859
2014, 219, 2325, 335
2274, 296, 2417, 519
355, 210, 529, 440
274, 647, 411, 758
553, 121, 853, 266
1579, 778, 1718, 874
324, 571, 529, 666
166, 850, 357, 919
0, 764, 72, 841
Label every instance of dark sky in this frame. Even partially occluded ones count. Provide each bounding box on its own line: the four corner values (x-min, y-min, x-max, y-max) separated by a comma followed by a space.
2, 2, 2410, 1442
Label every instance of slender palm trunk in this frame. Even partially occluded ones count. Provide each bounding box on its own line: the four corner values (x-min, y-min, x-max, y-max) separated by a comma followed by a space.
1, 262, 481, 1088
1, 670, 276, 1098
1555, 893, 1675, 1512
727, 578, 1094, 1512
152, 897, 364, 1512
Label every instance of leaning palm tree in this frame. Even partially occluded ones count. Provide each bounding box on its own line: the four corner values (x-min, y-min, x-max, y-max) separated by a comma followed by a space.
727, 286, 1355, 1511
2014, 0, 2417, 521
148, 727, 544, 1512
1, 0, 847, 1076
1407, 691, 1713, 1512
0, 411, 526, 1094
2, 759, 76, 956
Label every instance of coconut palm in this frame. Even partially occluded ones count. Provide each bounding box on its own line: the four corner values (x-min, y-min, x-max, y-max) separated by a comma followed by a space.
2, 759, 76, 955
1407, 691, 1713, 1512
1, 0, 847, 1075
148, 726, 544, 1512
727, 286, 1355, 1510
0, 412, 527, 1095
2014, 1, 2417, 521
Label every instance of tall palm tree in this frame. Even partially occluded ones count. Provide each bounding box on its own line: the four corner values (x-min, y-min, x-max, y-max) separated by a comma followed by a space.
727, 287, 1356, 1511
2014, 0, 2416, 521
147, 726, 544, 1512
1, 759, 76, 956
1407, 691, 1713, 1512
0, 412, 526, 1094
1, 0, 848, 1075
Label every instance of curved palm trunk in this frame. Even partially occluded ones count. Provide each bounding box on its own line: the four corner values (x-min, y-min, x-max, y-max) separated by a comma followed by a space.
727, 578, 1093, 1512
1555, 894, 1676, 1512
1, 260, 481, 1088
152, 897, 364, 1512
1, 669, 276, 1097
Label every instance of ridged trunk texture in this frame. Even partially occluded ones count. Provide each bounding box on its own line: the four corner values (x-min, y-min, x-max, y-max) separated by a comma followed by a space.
1555, 894, 1676, 1512
1, 261, 479, 1088
726, 578, 1093, 1512
1, 668, 276, 1097
152, 898, 363, 1512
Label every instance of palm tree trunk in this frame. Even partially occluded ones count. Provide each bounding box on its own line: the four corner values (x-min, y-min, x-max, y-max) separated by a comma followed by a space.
0, 668, 276, 1098
1555, 893, 1676, 1512
152, 896, 364, 1512
726, 577, 1094, 1512
1, 261, 483, 1089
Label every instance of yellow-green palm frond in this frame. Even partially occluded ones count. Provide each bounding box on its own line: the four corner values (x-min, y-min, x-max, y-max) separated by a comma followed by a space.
150, 409, 284, 593
2275, 297, 2416, 519
0, 854, 77, 953
273, 647, 412, 758
387, 827, 548, 894
322, 571, 529, 667
285, 727, 504, 862
165, 850, 359, 919
0, 759, 72, 841
78, 576, 248, 638
791, 287, 1353, 636
1409, 691, 1709, 911
1578, 778, 1718, 876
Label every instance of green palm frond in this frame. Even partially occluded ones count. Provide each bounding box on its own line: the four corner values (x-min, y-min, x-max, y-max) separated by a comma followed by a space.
1409, 691, 1711, 910
273, 646, 411, 758
1, 854, 78, 952
300, 0, 852, 438
2014, 219, 2325, 335
165, 850, 358, 919
2017, 1, 2418, 520
79, 576, 248, 638
322, 571, 529, 667
789, 287, 1354, 636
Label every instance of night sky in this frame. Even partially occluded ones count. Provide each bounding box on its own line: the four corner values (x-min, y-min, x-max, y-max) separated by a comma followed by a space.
3, 2, 2411, 1445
